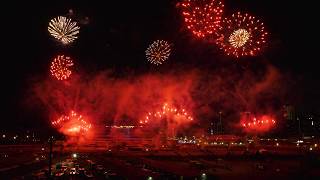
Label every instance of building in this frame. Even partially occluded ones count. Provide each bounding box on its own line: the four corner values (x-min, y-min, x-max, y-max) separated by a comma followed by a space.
208, 111, 223, 135
283, 104, 320, 137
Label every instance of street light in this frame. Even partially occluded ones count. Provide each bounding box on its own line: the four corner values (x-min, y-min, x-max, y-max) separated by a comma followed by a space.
201, 173, 207, 180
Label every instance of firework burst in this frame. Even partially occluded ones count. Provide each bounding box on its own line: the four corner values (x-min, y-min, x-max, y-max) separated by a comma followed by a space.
140, 103, 193, 124
216, 12, 268, 57
48, 16, 80, 44
50, 55, 74, 81
181, 0, 224, 38
241, 114, 276, 133
52, 111, 92, 136
145, 40, 171, 65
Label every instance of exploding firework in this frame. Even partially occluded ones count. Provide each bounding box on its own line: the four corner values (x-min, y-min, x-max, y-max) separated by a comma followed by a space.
181, 0, 224, 38
50, 55, 74, 80
216, 12, 268, 57
140, 103, 193, 124
241, 114, 276, 133
48, 16, 80, 44
52, 111, 92, 136
145, 40, 171, 65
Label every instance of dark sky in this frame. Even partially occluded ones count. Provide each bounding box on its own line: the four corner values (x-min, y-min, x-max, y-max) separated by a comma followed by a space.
1, 0, 318, 131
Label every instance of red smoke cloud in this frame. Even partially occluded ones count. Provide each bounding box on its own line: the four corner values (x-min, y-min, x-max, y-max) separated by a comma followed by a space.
29, 64, 287, 143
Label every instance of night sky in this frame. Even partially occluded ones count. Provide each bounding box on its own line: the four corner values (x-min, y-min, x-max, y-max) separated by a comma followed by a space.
2, 0, 318, 131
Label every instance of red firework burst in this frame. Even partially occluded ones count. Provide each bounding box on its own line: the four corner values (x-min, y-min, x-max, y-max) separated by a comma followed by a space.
181, 0, 224, 38
50, 55, 74, 80
140, 103, 193, 124
52, 111, 91, 136
241, 114, 276, 133
216, 12, 268, 57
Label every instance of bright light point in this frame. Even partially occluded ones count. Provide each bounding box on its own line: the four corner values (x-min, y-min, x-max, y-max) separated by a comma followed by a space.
315, 144, 318, 147
147, 177, 153, 180
2, 134, 5, 138
276, 143, 279, 146
72, 153, 77, 158
309, 147, 313, 151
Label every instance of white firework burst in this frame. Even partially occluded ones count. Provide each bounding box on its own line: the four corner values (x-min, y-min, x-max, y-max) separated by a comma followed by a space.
145, 40, 171, 65
48, 16, 80, 44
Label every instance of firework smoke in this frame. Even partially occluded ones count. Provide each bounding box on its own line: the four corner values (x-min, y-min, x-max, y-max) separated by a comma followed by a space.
29, 63, 287, 145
